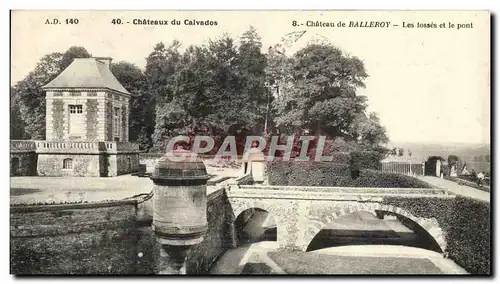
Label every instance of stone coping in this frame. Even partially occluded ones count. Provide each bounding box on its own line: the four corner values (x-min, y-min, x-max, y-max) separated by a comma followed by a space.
10, 198, 139, 213
10, 175, 226, 207
238, 185, 447, 194
10, 187, 226, 213
227, 186, 453, 201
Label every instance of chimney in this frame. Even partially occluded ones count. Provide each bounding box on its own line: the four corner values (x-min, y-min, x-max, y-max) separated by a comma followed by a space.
94, 57, 113, 67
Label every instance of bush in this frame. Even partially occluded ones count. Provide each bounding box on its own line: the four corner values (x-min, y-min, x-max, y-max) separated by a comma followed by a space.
352, 170, 432, 188
267, 162, 431, 188
267, 161, 350, 186
446, 197, 490, 275
349, 151, 383, 171
330, 152, 350, 164
381, 196, 490, 275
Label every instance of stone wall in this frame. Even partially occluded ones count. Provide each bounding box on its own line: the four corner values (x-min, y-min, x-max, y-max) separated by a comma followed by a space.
37, 153, 101, 177
186, 189, 235, 274
10, 201, 139, 275
106, 153, 140, 176
10, 189, 235, 275
10, 152, 37, 176
139, 154, 162, 173
52, 99, 65, 140
86, 99, 99, 141
121, 105, 127, 142
106, 101, 113, 141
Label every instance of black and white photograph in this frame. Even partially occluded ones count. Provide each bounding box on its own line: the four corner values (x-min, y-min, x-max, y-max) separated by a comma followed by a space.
8, 10, 491, 276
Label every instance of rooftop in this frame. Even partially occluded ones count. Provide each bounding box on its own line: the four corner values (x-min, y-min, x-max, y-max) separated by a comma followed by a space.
42, 57, 131, 95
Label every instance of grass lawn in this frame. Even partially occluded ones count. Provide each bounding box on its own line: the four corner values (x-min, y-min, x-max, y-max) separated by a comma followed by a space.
267, 251, 443, 274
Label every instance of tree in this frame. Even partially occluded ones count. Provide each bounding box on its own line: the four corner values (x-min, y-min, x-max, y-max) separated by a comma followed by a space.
11, 47, 91, 139
145, 41, 184, 151
59, 46, 92, 70
448, 155, 459, 167
12, 52, 63, 139
110, 61, 153, 151
275, 44, 368, 138
237, 26, 268, 134
265, 43, 292, 134
349, 112, 389, 150
10, 87, 26, 139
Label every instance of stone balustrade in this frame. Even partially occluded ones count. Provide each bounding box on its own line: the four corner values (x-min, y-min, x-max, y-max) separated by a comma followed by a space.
10, 140, 36, 152
10, 140, 140, 154
36, 141, 104, 150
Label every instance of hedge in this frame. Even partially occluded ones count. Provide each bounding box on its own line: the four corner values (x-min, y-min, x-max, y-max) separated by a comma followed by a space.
446, 197, 491, 275
330, 152, 350, 165
382, 196, 490, 275
267, 161, 351, 187
349, 170, 432, 188
349, 151, 383, 171
268, 160, 432, 188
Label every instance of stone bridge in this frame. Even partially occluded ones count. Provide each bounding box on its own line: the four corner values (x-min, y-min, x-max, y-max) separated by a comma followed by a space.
226, 185, 453, 253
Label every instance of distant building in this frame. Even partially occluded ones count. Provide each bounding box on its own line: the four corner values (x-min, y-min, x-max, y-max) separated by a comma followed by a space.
10, 57, 140, 177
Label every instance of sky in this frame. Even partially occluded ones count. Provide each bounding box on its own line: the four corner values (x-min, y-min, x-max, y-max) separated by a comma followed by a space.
10, 10, 490, 144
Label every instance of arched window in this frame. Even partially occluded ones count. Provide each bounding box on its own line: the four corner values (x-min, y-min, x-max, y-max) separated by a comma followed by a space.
63, 158, 73, 170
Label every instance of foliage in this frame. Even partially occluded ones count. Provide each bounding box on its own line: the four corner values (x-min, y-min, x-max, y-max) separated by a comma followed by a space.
59, 46, 92, 71
267, 161, 351, 186
349, 151, 384, 172
146, 28, 269, 152
448, 155, 459, 167
382, 196, 490, 275
10, 87, 26, 139
446, 196, 490, 275
267, 161, 431, 188
351, 170, 432, 188
11, 47, 91, 139
111, 62, 154, 150
11, 29, 390, 154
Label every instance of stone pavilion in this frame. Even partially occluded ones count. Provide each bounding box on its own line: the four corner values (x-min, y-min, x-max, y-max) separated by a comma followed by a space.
10, 57, 140, 177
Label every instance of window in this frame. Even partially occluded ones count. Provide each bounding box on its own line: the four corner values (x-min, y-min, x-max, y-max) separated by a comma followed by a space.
114, 107, 120, 137
69, 105, 83, 114
63, 158, 73, 170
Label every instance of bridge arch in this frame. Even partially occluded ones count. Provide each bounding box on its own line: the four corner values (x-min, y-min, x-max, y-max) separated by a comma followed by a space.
302, 203, 447, 254
229, 198, 287, 247
233, 207, 277, 245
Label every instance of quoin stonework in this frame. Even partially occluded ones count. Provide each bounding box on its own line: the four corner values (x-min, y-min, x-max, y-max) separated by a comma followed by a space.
10, 57, 140, 177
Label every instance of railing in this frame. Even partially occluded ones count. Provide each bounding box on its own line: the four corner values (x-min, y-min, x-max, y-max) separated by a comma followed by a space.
10, 140, 36, 151
11, 140, 139, 153
381, 161, 423, 176
36, 141, 103, 151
